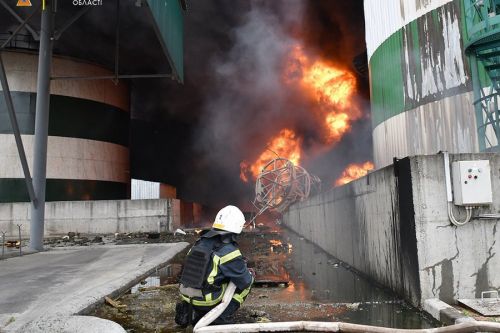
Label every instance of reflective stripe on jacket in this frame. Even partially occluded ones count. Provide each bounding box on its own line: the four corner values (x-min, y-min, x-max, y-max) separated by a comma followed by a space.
180, 236, 253, 307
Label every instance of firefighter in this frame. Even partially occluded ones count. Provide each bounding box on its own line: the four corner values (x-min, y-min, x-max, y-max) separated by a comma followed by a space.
175, 205, 254, 327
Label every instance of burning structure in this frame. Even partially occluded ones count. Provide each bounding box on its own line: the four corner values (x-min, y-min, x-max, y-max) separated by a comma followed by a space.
253, 157, 320, 216
238, 44, 368, 187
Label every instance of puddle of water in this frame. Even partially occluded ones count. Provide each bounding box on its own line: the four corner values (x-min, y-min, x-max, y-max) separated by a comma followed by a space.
269, 229, 438, 328
131, 264, 183, 293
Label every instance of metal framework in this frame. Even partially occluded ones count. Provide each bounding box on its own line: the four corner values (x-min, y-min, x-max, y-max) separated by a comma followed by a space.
464, 0, 500, 151
253, 158, 320, 217
0, 0, 181, 251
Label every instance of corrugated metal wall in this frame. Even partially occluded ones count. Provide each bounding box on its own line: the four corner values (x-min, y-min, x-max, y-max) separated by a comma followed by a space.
364, 0, 454, 60
131, 179, 160, 199
366, 0, 480, 167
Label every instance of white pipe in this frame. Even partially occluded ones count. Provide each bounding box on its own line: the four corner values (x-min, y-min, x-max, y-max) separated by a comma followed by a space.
443, 152, 453, 203
193, 281, 237, 331
195, 320, 500, 333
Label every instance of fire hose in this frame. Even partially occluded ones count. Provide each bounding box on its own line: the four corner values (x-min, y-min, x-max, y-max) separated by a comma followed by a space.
193, 282, 500, 332
193, 281, 237, 331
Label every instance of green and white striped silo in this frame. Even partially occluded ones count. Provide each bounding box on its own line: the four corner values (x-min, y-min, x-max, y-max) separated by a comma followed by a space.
365, 0, 500, 167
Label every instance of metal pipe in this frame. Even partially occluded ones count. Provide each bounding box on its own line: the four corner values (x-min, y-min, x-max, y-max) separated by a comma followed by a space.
0, 0, 39, 40
114, 0, 120, 81
29, 1, 55, 252
443, 152, 453, 203
470, 52, 487, 151
195, 320, 500, 333
0, 53, 37, 205
17, 224, 22, 256
0, 5, 40, 50
1, 231, 5, 258
54, 7, 91, 40
50, 74, 174, 80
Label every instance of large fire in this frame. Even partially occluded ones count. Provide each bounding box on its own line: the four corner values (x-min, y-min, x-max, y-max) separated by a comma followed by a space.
240, 45, 361, 183
335, 161, 374, 186
287, 46, 360, 144
240, 129, 301, 182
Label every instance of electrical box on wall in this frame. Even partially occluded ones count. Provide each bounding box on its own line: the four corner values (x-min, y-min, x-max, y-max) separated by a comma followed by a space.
452, 160, 493, 206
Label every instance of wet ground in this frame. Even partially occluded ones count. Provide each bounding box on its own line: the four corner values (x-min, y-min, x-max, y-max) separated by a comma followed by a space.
90, 226, 440, 332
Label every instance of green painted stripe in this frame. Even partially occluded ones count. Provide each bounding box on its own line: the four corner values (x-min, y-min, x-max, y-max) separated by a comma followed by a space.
0, 92, 129, 147
0, 178, 128, 203
369, 28, 405, 128
369, 0, 479, 128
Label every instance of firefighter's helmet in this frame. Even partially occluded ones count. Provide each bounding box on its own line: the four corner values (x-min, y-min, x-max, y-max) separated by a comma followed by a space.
212, 205, 245, 234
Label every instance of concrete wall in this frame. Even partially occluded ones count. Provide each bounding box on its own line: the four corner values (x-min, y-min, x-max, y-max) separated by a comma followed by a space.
0, 199, 183, 238
283, 153, 500, 307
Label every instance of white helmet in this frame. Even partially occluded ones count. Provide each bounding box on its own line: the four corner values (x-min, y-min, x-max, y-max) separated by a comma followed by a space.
212, 205, 246, 234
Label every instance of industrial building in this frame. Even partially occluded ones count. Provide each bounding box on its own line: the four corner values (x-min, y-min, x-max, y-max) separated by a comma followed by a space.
1, 1, 500, 330
282, 0, 500, 317
368, 0, 500, 167
0, 0, 184, 203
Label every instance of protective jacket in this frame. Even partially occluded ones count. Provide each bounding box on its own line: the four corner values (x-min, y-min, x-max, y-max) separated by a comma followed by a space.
180, 232, 253, 307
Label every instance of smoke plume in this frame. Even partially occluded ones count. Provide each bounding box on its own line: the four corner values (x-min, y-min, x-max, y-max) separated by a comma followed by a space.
131, 0, 371, 207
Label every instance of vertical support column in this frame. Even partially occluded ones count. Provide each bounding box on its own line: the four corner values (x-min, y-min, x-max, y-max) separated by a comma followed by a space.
470, 52, 487, 151
30, 2, 55, 251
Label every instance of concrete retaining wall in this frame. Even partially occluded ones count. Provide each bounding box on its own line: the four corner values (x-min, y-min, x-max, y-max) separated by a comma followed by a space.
283, 153, 500, 307
0, 199, 183, 237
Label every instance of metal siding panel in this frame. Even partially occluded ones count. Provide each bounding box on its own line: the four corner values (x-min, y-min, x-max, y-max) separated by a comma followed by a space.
369, 29, 406, 128
373, 92, 479, 168
365, 0, 455, 60
146, 0, 184, 82
131, 179, 160, 199
370, 1, 471, 128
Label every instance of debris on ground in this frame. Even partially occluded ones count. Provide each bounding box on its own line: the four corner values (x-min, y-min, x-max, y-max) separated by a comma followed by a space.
105, 296, 127, 309
174, 229, 186, 236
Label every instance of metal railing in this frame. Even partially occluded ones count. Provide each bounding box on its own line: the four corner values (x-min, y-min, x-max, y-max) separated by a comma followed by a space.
0, 32, 39, 50
464, 0, 500, 151
1, 224, 24, 259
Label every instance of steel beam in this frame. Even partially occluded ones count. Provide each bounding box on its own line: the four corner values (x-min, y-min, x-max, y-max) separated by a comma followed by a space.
470, 52, 487, 151
0, 5, 40, 50
0, 53, 37, 205
114, 0, 120, 80
54, 7, 92, 40
0, 0, 39, 40
51, 73, 174, 80
30, 2, 55, 252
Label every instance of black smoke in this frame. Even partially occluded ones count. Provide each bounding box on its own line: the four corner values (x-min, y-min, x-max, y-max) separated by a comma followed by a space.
130, 0, 371, 208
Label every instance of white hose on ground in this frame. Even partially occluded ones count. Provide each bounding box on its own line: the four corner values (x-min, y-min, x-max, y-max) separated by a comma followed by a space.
193, 281, 237, 332
195, 320, 500, 333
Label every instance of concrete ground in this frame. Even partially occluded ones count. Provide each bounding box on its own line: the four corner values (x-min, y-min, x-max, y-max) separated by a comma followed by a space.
0, 242, 188, 332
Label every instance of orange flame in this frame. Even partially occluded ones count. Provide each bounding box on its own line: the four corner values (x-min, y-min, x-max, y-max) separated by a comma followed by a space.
269, 239, 283, 246
240, 129, 301, 182
240, 45, 361, 183
335, 161, 374, 186
289, 46, 359, 144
